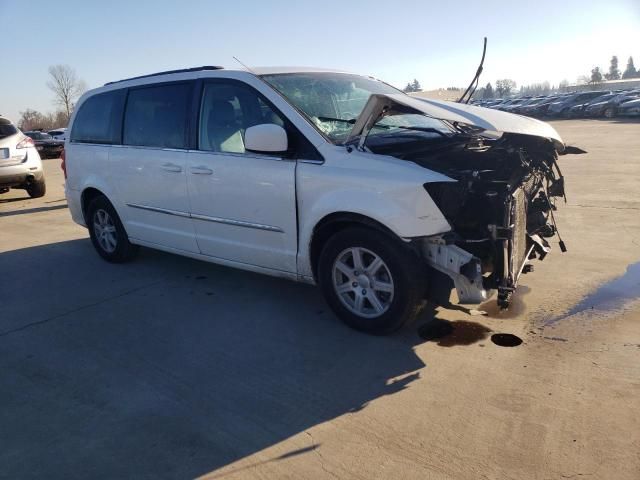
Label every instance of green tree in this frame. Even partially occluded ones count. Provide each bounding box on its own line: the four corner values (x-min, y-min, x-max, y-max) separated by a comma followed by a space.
590, 67, 603, 83
605, 56, 620, 80
622, 56, 637, 79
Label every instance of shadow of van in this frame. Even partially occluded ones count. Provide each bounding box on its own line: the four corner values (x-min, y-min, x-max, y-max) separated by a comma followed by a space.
0, 238, 432, 479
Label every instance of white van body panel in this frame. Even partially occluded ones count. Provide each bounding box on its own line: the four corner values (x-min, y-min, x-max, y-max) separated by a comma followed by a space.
295, 146, 453, 279
64, 68, 459, 283
66, 66, 571, 303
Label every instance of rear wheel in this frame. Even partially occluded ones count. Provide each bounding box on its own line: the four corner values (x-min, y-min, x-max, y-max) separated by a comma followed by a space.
318, 227, 426, 335
604, 107, 615, 118
27, 179, 46, 198
87, 195, 138, 263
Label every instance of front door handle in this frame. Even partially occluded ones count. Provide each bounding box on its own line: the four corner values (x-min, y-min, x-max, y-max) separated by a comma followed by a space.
190, 166, 213, 175
160, 163, 183, 173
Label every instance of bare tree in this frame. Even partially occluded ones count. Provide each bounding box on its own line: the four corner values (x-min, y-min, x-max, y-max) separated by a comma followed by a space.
495, 79, 516, 97
18, 109, 70, 131
46, 65, 87, 122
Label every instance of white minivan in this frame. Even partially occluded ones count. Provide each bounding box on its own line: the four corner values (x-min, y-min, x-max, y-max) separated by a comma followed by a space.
64, 66, 576, 334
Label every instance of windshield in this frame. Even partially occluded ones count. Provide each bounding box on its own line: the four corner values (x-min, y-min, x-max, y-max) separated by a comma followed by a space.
262, 72, 450, 144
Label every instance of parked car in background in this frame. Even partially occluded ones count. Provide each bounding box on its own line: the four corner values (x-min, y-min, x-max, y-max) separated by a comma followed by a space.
0, 117, 46, 197
617, 97, 640, 117
509, 96, 546, 115
547, 91, 611, 118
48, 128, 67, 140
519, 96, 558, 117
64, 66, 578, 334
24, 131, 64, 158
497, 98, 528, 112
566, 93, 618, 118
584, 91, 640, 118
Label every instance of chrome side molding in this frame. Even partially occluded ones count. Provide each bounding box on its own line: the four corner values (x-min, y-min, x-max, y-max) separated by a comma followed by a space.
126, 203, 284, 233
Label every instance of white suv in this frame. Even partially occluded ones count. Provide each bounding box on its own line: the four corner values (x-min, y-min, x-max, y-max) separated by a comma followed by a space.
0, 116, 46, 197
64, 66, 575, 334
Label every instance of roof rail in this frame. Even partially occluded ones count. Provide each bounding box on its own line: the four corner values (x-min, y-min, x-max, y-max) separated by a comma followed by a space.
104, 66, 224, 86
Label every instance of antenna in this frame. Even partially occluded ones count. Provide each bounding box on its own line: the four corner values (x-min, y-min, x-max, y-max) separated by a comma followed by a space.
458, 37, 487, 104
232, 56, 256, 74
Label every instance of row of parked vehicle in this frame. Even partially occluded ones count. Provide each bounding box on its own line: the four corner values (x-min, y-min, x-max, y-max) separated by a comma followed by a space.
22, 129, 66, 158
473, 89, 640, 119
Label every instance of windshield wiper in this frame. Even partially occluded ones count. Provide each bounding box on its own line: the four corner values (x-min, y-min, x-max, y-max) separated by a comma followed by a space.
319, 115, 451, 143
388, 125, 448, 136
319, 116, 447, 136
317, 116, 356, 124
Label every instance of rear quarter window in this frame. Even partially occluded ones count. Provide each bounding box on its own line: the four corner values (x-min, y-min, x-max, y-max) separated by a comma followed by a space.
71, 90, 125, 144
0, 123, 18, 139
123, 82, 191, 149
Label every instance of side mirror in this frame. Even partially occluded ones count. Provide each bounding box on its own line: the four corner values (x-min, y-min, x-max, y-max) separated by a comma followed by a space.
244, 124, 288, 154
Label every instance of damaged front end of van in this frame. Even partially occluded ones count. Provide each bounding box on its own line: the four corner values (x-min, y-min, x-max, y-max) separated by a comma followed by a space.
346, 94, 584, 308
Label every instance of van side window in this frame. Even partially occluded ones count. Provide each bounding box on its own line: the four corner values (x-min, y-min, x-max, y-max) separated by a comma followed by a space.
123, 83, 191, 149
70, 90, 124, 144
199, 82, 285, 154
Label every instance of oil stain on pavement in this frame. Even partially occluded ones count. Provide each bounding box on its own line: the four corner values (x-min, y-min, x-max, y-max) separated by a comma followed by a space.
491, 333, 523, 347
418, 319, 492, 347
546, 261, 640, 324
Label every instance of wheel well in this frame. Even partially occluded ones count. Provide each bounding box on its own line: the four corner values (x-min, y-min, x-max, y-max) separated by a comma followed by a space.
81, 187, 106, 223
309, 212, 401, 281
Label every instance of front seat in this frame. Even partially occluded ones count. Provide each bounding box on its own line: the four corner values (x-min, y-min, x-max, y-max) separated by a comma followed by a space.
206, 100, 244, 153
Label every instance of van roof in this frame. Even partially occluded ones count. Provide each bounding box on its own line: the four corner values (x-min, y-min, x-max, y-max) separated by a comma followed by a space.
104, 66, 224, 86
103, 66, 351, 86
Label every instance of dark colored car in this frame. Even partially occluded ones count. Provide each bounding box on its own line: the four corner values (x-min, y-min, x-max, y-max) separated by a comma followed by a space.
617, 97, 640, 117
567, 93, 619, 118
546, 91, 611, 118
511, 96, 548, 115
497, 97, 529, 112
526, 95, 569, 117
24, 131, 64, 158
584, 91, 640, 118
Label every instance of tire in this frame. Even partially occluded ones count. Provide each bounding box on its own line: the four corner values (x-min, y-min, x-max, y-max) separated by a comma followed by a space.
27, 179, 46, 198
317, 226, 427, 335
87, 195, 138, 263
604, 107, 615, 118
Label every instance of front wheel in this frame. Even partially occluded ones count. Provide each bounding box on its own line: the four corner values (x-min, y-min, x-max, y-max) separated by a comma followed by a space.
318, 227, 426, 335
87, 195, 138, 263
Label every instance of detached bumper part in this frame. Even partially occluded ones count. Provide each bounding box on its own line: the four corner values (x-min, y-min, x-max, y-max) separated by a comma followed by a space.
423, 242, 489, 304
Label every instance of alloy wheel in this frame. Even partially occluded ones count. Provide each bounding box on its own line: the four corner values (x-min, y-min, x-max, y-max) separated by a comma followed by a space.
332, 247, 394, 318
93, 209, 117, 253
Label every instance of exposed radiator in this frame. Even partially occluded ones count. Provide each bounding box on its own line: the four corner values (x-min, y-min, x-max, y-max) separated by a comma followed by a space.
509, 187, 528, 282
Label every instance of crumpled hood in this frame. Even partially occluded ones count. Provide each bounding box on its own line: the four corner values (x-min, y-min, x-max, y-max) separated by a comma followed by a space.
347, 93, 566, 152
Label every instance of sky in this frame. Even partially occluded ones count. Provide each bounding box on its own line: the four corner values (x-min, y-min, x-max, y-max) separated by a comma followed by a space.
1, 0, 639, 123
